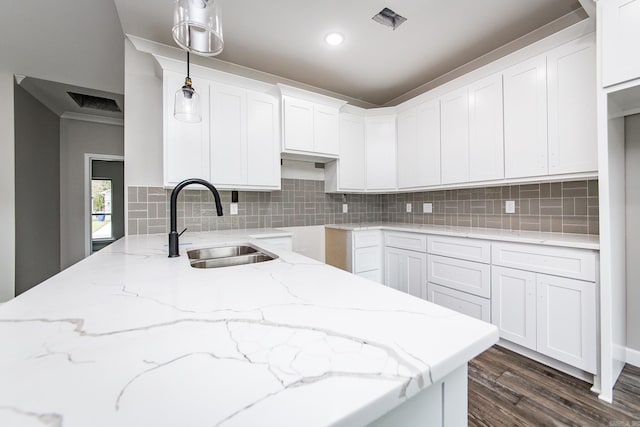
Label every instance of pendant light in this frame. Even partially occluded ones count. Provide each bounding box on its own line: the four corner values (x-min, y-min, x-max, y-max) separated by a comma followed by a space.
172, 0, 224, 57
174, 51, 202, 123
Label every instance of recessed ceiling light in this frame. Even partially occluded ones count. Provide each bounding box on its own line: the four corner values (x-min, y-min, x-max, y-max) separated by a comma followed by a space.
325, 32, 344, 46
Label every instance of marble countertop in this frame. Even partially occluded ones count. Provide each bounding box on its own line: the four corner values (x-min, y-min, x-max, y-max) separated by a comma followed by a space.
0, 228, 498, 427
325, 223, 600, 250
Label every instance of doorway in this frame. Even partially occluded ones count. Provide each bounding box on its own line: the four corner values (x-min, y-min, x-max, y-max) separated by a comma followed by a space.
86, 157, 124, 254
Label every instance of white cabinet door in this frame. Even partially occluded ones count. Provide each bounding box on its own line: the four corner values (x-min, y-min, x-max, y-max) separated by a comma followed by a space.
164, 71, 210, 186
338, 113, 366, 190
503, 56, 548, 179
384, 247, 426, 299
440, 87, 469, 184
282, 96, 314, 152
547, 36, 597, 175
397, 101, 441, 189
417, 101, 442, 186
536, 274, 597, 373
491, 266, 537, 350
247, 91, 280, 187
366, 116, 397, 191
601, 0, 640, 87
210, 83, 246, 186
468, 74, 504, 182
426, 282, 491, 323
314, 104, 339, 156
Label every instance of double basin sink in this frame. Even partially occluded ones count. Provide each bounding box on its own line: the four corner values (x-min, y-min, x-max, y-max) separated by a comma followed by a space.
187, 243, 278, 269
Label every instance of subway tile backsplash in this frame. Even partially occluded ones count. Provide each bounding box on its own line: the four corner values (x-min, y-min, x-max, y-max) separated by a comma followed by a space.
127, 179, 599, 236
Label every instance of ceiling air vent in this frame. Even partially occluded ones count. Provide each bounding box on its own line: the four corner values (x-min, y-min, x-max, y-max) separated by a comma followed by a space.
67, 92, 121, 112
372, 7, 407, 30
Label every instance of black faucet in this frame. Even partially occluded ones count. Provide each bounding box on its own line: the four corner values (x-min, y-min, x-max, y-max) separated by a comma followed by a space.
169, 178, 223, 257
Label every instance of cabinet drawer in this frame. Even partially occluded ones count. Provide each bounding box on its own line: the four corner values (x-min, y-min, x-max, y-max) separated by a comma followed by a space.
384, 231, 427, 252
427, 235, 491, 263
357, 269, 383, 284
492, 242, 597, 281
426, 283, 491, 322
427, 254, 491, 298
354, 246, 382, 273
353, 230, 382, 249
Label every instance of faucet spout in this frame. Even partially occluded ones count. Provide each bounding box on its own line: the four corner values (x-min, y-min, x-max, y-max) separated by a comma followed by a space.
168, 178, 224, 257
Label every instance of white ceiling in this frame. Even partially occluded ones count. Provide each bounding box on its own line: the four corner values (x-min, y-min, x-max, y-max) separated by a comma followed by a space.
113, 0, 585, 106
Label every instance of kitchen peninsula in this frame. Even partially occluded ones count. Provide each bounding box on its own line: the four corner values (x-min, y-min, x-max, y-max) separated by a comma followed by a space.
0, 229, 498, 426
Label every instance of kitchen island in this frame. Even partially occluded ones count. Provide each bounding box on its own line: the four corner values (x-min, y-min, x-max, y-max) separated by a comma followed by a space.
0, 229, 498, 426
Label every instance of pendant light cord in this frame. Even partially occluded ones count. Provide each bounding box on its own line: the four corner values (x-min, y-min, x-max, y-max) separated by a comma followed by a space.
187, 51, 190, 79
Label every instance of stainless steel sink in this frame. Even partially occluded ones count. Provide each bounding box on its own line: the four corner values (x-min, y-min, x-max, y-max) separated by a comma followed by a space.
187, 243, 277, 269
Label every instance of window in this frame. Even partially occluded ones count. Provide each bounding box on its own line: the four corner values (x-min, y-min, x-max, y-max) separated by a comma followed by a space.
91, 179, 113, 240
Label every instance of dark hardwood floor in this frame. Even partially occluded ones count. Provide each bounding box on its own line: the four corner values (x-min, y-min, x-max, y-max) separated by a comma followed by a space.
468, 345, 640, 426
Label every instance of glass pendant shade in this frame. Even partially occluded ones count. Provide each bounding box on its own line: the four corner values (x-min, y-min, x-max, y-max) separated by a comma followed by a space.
174, 78, 201, 123
173, 0, 224, 57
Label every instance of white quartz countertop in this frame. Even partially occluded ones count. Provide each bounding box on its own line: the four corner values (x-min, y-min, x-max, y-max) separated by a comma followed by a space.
325, 223, 600, 250
0, 228, 498, 427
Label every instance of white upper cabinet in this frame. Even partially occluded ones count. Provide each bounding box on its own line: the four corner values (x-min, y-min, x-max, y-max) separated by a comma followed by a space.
246, 91, 280, 187
314, 104, 340, 155
279, 84, 346, 158
210, 84, 280, 190
547, 35, 597, 175
210, 83, 247, 186
337, 113, 366, 191
503, 55, 548, 179
601, 0, 640, 87
397, 100, 441, 189
164, 70, 210, 186
282, 96, 315, 152
440, 87, 470, 184
365, 115, 397, 191
468, 74, 504, 182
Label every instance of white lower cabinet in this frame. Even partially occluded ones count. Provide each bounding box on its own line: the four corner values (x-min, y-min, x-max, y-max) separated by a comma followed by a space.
491, 266, 537, 349
536, 274, 597, 373
492, 266, 597, 373
384, 247, 426, 299
426, 282, 491, 322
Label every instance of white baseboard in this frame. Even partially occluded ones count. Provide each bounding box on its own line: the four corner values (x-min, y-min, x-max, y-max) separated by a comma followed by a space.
626, 347, 640, 368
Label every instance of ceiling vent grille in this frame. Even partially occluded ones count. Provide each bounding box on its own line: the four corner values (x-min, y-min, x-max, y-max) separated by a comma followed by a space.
372, 7, 407, 30
67, 92, 121, 112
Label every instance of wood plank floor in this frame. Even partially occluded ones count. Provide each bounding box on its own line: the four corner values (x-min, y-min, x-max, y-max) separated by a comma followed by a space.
468, 345, 640, 426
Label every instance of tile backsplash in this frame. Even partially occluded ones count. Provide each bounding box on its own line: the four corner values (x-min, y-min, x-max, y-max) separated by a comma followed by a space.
128, 179, 599, 235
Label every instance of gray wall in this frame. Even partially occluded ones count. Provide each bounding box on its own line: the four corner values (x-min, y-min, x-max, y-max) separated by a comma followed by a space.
14, 84, 61, 295
60, 119, 123, 269
0, 71, 15, 302
626, 113, 640, 352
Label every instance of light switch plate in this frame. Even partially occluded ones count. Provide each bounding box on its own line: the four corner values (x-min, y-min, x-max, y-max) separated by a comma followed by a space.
406, 203, 412, 213
342, 204, 348, 213
230, 203, 238, 215
505, 200, 515, 214
423, 203, 433, 213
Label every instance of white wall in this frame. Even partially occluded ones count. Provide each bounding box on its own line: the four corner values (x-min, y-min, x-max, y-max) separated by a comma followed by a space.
0, 72, 15, 302
626, 114, 640, 352
60, 119, 124, 269
124, 39, 163, 188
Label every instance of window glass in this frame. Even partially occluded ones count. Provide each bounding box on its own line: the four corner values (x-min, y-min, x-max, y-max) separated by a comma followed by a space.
91, 179, 113, 240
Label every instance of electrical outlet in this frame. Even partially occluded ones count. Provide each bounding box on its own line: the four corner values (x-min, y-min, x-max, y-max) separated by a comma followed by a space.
423, 203, 433, 213
230, 203, 238, 215
406, 203, 412, 213
342, 204, 348, 213
505, 200, 516, 214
